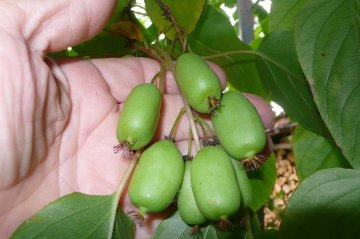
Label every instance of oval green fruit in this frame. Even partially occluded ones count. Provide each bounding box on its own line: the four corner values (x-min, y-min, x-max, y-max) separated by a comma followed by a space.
116, 83, 161, 150
128, 140, 184, 213
177, 161, 207, 225
191, 145, 241, 221
175, 53, 222, 113
212, 91, 266, 159
231, 158, 252, 208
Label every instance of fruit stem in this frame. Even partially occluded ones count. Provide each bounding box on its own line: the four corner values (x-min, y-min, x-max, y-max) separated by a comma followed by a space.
168, 107, 186, 139
187, 126, 193, 158
150, 71, 160, 84
153, 44, 202, 151
137, 45, 164, 63
108, 149, 144, 238
245, 209, 255, 239
159, 63, 166, 95
195, 115, 215, 138
194, 116, 208, 141
114, 149, 144, 201
184, 105, 202, 151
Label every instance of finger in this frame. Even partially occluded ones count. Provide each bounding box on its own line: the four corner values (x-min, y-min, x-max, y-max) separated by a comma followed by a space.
12, 0, 116, 52
91, 57, 227, 103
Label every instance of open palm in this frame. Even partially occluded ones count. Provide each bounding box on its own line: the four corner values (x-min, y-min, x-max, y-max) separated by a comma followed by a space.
0, 1, 273, 238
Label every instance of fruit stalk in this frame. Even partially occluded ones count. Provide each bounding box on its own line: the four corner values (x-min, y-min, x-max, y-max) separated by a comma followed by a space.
114, 149, 144, 201
245, 209, 255, 239
168, 107, 185, 140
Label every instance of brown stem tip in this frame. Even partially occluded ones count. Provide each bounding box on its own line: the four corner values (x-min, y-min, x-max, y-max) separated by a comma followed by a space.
241, 154, 269, 171
216, 219, 233, 231
190, 225, 202, 238
113, 141, 134, 159
127, 210, 145, 226
208, 95, 221, 113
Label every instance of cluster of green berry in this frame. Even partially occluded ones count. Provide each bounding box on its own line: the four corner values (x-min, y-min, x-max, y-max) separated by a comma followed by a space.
115, 53, 267, 226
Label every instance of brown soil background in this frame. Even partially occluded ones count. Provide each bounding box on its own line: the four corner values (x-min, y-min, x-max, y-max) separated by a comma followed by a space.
264, 116, 299, 229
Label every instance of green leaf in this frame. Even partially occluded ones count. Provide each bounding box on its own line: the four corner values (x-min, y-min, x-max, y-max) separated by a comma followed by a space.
254, 229, 279, 239
256, 30, 330, 138
151, 211, 194, 239
11, 192, 122, 239
152, 211, 244, 239
145, 0, 205, 38
294, 0, 360, 168
269, 0, 309, 32
72, 32, 129, 57
280, 168, 360, 239
247, 154, 277, 212
294, 126, 351, 180
189, 4, 268, 99
201, 224, 243, 239
112, 208, 135, 239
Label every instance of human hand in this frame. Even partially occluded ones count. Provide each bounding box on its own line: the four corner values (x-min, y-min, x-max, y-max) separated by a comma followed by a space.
0, 1, 273, 238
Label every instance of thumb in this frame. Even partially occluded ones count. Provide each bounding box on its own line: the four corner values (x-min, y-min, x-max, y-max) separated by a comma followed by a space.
11, 0, 116, 53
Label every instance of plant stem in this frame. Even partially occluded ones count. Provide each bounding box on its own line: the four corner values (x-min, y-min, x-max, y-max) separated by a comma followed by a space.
137, 45, 164, 62
108, 149, 144, 238
156, 0, 185, 49
245, 209, 255, 239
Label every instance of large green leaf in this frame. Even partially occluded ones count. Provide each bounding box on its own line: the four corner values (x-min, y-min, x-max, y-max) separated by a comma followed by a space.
294, 0, 360, 167
112, 208, 135, 239
256, 30, 330, 138
280, 168, 360, 239
294, 126, 351, 180
145, 0, 205, 38
269, 0, 309, 32
11, 192, 130, 239
189, 4, 268, 99
247, 154, 277, 212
